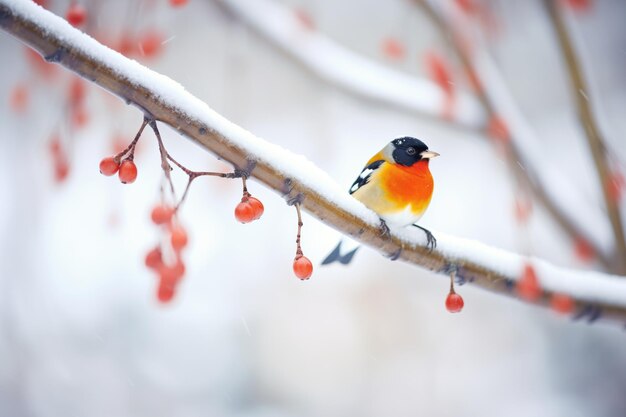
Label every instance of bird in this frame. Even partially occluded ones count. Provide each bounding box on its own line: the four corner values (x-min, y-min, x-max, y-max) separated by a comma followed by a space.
322, 136, 439, 265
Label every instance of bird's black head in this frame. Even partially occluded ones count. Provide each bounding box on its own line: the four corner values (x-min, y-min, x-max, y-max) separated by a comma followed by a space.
390, 137, 438, 167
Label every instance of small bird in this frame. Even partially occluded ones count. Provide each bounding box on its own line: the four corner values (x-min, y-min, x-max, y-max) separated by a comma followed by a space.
322, 136, 439, 265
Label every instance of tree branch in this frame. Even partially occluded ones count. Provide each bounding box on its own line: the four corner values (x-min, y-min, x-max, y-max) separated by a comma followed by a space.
2, 0, 626, 326
543, 0, 626, 274
213, 0, 486, 131
415, 0, 613, 270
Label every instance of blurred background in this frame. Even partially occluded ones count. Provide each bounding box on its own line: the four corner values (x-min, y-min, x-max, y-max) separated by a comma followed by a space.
0, 0, 625, 416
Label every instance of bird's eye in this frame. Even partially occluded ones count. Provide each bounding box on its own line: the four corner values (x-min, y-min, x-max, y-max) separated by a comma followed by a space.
406, 147, 416, 156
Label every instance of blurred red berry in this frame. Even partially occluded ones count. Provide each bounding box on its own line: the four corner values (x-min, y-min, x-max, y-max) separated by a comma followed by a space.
425, 51, 454, 96
382, 37, 405, 61
563, 0, 592, 13
517, 263, 541, 301
99, 156, 119, 176
54, 159, 70, 183
487, 115, 510, 144
573, 236, 595, 263
71, 106, 89, 128
118, 160, 137, 184
514, 197, 532, 224
9, 84, 29, 113
550, 293, 574, 315
68, 77, 86, 106
49, 134, 62, 156
170, 226, 188, 251
157, 280, 176, 303
445, 291, 464, 313
145, 246, 163, 270
293, 255, 313, 280
66, 3, 87, 27
169, 0, 188, 7
606, 171, 624, 203
455, 0, 478, 14
151, 204, 174, 225
294, 8, 315, 30
138, 30, 163, 58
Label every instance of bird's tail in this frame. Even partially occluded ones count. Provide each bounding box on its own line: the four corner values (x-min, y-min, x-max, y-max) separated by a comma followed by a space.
321, 240, 360, 265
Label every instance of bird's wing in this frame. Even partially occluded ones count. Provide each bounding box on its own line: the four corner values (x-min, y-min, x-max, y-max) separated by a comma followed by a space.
349, 160, 385, 195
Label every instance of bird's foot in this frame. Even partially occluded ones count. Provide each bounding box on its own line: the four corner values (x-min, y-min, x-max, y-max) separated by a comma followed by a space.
412, 224, 437, 252
387, 248, 402, 261
378, 218, 391, 238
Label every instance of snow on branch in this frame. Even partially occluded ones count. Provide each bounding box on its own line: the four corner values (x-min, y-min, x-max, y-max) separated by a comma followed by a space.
2, 0, 626, 327
213, 0, 486, 130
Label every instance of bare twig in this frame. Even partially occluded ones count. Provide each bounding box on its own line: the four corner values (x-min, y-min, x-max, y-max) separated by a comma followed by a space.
414, 0, 612, 270
1, 0, 626, 325
543, 0, 626, 274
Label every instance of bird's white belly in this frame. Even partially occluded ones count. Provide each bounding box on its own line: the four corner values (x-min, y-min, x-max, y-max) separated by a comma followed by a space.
380, 205, 424, 227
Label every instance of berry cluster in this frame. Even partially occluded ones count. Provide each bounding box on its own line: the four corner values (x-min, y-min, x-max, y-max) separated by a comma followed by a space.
99, 119, 147, 184
234, 178, 264, 223
145, 204, 189, 303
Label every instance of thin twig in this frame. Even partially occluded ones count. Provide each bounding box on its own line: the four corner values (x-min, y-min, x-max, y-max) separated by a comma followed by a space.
543, 0, 626, 274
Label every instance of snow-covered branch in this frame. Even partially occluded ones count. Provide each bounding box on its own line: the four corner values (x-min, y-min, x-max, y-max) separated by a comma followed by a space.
213, 0, 486, 130
2, 0, 626, 326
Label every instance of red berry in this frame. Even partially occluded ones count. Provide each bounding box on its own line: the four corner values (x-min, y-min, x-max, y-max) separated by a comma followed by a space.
151, 204, 174, 225
170, 226, 188, 251
247, 196, 264, 220
425, 51, 454, 97
157, 280, 176, 303
293, 255, 313, 280
66, 4, 87, 27
382, 37, 405, 61
445, 291, 464, 313
159, 259, 185, 284
54, 159, 70, 183
99, 156, 119, 176
551, 293, 574, 315
68, 77, 86, 106
573, 236, 595, 263
138, 30, 163, 58
563, 0, 591, 13
49, 135, 62, 156
294, 8, 315, 30
145, 247, 162, 270
118, 159, 137, 184
169, 0, 188, 7
517, 263, 541, 301
71, 105, 89, 128
235, 199, 256, 223
487, 115, 510, 144
9, 84, 28, 113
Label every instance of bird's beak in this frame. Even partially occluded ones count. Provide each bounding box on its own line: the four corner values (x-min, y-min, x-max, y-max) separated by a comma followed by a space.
420, 150, 440, 159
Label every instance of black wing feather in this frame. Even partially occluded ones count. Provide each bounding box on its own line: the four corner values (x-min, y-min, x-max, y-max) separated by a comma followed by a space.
349, 160, 384, 195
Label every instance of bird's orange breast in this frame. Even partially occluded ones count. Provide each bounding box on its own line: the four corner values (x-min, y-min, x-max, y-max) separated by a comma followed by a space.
379, 160, 434, 213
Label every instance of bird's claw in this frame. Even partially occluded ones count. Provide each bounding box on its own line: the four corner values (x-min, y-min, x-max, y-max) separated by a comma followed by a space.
378, 218, 391, 238
413, 224, 437, 252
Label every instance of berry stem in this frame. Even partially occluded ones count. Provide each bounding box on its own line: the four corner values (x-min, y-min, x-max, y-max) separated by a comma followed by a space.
114, 117, 148, 162
295, 203, 304, 256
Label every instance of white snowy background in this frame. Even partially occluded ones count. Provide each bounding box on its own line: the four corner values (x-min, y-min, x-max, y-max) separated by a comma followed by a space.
0, 0, 625, 416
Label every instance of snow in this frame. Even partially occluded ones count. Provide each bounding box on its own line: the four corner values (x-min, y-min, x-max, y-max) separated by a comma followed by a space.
4, 0, 626, 311
216, 0, 487, 129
